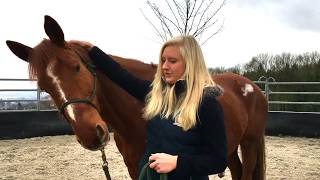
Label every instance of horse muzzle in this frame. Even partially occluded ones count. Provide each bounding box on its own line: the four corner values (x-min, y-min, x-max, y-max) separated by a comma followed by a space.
76, 123, 110, 151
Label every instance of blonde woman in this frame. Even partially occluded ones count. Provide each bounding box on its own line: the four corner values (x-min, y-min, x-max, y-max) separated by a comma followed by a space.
80, 35, 227, 180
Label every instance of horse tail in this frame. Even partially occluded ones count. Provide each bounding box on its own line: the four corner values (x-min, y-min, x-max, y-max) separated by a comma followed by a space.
253, 132, 266, 180
252, 82, 267, 180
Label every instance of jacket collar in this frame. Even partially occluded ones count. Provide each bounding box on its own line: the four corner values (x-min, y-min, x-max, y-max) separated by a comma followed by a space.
161, 77, 187, 96
174, 79, 187, 96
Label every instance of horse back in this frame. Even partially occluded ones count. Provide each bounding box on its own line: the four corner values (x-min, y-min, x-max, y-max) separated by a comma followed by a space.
111, 55, 156, 81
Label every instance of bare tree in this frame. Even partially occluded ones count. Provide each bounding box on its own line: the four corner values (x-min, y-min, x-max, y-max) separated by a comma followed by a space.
140, 0, 226, 45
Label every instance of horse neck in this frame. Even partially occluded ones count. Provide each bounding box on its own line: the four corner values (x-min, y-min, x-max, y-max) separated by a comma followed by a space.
96, 56, 156, 142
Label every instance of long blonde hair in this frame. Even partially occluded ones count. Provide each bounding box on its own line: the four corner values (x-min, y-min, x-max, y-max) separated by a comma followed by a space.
143, 35, 215, 131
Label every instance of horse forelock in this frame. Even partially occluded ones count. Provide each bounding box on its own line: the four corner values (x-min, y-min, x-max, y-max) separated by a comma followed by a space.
28, 40, 82, 79
29, 40, 56, 79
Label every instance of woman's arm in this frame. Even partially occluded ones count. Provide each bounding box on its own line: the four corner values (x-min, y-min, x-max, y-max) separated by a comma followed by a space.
175, 95, 228, 176
88, 46, 151, 101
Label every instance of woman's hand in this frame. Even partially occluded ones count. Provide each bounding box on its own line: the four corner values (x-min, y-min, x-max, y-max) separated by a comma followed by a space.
149, 153, 178, 173
69, 40, 94, 51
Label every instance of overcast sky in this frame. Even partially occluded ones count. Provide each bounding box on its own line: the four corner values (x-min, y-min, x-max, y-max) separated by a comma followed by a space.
1, 0, 320, 79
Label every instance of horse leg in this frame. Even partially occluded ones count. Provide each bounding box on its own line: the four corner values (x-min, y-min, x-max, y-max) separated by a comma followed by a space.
240, 139, 257, 180
240, 136, 266, 180
227, 146, 242, 180
113, 133, 139, 180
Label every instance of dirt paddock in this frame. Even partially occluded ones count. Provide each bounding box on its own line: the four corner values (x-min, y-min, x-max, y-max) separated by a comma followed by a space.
0, 134, 319, 180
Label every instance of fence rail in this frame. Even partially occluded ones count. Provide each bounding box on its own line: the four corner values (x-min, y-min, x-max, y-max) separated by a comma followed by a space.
0, 78, 319, 113
0, 79, 43, 111
254, 78, 320, 113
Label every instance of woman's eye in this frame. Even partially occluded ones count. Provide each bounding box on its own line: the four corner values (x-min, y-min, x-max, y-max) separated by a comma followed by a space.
169, 59, 177, 63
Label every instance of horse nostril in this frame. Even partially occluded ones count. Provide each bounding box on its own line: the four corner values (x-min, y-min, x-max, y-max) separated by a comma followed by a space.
96, 124, 106, 143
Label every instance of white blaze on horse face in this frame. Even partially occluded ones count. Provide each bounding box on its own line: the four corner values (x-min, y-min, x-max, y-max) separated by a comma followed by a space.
241, 83, 254, 96
46, 61, 76, 122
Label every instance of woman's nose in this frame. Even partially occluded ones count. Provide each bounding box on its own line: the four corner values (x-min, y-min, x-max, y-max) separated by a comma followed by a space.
162, 61, 168, 69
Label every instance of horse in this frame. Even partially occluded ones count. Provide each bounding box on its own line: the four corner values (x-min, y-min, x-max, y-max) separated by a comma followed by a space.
6, 15, 267, 180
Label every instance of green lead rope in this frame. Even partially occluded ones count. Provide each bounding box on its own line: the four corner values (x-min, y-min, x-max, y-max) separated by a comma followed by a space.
138, 161, 168, 180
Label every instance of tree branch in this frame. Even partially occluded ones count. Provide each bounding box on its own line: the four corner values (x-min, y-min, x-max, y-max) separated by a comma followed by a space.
143, 0, 225, 43
140, 8, 167, 42
165, 0, 183, 33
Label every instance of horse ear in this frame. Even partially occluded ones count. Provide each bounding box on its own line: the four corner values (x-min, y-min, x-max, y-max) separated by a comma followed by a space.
6, 40, 32, 62
44, 15, 65, 46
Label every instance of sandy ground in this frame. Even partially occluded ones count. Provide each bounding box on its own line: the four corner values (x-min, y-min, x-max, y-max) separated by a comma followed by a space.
0, 134, 319, 180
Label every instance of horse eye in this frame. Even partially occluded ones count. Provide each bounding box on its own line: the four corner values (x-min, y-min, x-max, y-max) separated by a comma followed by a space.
75, 64, 80, 72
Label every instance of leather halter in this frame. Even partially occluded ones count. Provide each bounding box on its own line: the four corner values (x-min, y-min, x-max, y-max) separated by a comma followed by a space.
59, 47, 98, 117
53, 46, 112, 179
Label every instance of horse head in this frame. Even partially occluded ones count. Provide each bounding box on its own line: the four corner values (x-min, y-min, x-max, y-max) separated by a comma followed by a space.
6, 15, 110, 151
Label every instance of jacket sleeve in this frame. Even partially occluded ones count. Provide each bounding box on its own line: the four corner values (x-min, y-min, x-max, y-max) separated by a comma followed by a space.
88, 46, 151, 101
175, 95, 228, 176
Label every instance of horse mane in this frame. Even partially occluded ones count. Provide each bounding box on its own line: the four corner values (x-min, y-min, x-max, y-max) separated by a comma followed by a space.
29, 39, 157, 81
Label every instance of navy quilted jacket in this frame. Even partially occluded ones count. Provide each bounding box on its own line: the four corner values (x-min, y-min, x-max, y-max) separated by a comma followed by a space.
89, 47, 227, 180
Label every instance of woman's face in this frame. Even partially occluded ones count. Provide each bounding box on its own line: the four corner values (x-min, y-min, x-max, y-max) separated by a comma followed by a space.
161, 45, 186, 84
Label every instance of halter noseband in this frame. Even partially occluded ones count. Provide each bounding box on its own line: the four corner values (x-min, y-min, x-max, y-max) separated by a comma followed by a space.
59, 48, 98, 117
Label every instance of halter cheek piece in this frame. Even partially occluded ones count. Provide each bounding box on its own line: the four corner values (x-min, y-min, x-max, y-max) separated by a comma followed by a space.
58, 48, 98, 117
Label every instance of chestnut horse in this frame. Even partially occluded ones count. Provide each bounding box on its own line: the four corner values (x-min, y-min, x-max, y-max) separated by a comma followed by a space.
6, 16, 267, 180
